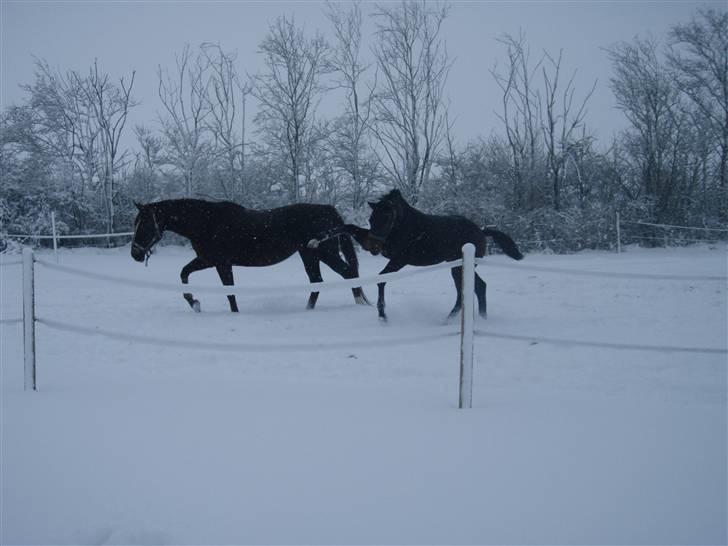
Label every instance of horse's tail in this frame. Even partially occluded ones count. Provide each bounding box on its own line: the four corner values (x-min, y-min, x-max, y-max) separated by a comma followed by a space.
338, 230, 360, 274
483, 228, 524, 260
337, 224, 371, 305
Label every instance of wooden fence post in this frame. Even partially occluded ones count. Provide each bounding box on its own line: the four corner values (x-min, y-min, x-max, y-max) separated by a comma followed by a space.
23, 247, 36, 391
51, 211, 59, 263
459, 243, 475, 409
616, 212, 621, 254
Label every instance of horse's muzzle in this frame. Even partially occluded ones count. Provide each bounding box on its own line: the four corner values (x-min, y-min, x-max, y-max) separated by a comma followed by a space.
131, 241, 152, 263
362, 236, 384, 256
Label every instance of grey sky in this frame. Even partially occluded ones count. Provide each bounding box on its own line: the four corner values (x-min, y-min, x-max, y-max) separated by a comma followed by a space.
1, 1, 723, 147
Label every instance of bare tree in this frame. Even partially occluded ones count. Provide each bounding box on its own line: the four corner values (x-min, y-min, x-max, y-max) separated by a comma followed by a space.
157, 44, 211, 197
75, 60, 136, 232
200, 43, 253, 202
667, 9, 728, 220
12, 59, 136, 231
540, 50, 596, 210
370, 0, 451, 204
490, 32, 543, 209
325, 1, 375, 209
251, 16, 330, 202
130, 124, 164, 202
608, 37, 691, 221
21, 60, 101, 207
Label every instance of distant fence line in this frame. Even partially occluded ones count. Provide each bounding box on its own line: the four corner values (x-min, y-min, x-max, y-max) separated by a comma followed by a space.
3, 215, 727, 260
2, 231, 133, 240
623, 220, 728, 233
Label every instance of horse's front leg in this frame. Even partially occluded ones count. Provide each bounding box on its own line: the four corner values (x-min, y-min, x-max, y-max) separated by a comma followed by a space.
180, 257, 212, 312
215, 264, 239, 312
447, 265, 464, 319
298, 249, 324, 309
377, 261, 405, 322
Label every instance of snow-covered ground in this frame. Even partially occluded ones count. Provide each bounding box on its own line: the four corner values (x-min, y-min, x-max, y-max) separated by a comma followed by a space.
1, 244, 726, 545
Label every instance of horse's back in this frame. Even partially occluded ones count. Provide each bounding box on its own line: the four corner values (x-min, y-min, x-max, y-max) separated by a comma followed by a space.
268, 203, 344, 241
385, 211, 485, 264
202, 202, 345, 266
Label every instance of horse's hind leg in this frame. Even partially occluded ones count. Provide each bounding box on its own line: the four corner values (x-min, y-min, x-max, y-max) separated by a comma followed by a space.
299, 250, 323, 309
318, 242, 369, 305
215, 264, 239, 312
181, 257, 212, 312
448, 266, 464, 319
475, 271, 487, 317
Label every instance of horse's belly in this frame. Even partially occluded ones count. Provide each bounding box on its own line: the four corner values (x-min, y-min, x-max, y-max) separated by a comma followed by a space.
231, 242, 297, 267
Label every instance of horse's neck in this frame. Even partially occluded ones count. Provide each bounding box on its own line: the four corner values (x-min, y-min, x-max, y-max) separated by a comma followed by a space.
395, 203, 422, 233
407, 203, 424, 219
157, 201, 201, 240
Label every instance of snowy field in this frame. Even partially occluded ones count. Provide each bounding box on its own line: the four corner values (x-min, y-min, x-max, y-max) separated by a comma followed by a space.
1, 243, 726, 545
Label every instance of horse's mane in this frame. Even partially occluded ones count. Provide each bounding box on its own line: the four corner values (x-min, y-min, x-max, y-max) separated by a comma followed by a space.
378, 189, 406, 204
149, 198, 244, 211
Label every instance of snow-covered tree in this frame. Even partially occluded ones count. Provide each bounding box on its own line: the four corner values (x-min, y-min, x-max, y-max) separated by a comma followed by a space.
251, 16, 330, 203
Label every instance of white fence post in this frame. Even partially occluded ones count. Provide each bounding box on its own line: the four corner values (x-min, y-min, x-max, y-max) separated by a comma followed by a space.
22, 247, 36, 391
616, 211, 621, 254
51, 211, 59, 263
459, 243, 475, 409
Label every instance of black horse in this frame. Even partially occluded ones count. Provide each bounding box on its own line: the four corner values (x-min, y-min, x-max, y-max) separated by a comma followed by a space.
308, 189, 523, 321
131, 199, 368, 312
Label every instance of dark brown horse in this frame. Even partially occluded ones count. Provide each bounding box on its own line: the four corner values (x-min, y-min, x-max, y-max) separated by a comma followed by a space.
308, 189, 523, 320
131, 199, 368, 312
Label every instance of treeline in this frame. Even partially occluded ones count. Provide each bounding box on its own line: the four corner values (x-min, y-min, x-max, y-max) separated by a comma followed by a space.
1, 3, 726, 251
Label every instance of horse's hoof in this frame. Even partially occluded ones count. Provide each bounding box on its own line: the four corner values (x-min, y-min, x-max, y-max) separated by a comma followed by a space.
355, 295, 370, 306
192, 300, 201, 313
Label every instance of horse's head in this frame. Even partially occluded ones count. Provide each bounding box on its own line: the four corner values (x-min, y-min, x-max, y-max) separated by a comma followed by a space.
131, 202, 164, 263
367, 189, 406, 254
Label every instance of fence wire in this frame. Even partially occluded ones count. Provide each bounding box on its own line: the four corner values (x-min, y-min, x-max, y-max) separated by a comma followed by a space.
474, 330, 726, 355
476, 258, 727, 282
0, 318, 22, 325
35, 257, 464, 296
37, 317, 459, 353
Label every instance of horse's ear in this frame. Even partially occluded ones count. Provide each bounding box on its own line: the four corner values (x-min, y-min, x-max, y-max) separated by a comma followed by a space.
368, 201, 377, 209
133, 201, 144, 212
390, 189, 402, 199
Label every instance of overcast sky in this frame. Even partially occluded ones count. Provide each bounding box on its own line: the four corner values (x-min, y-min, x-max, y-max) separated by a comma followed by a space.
1, 1, 723, 147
